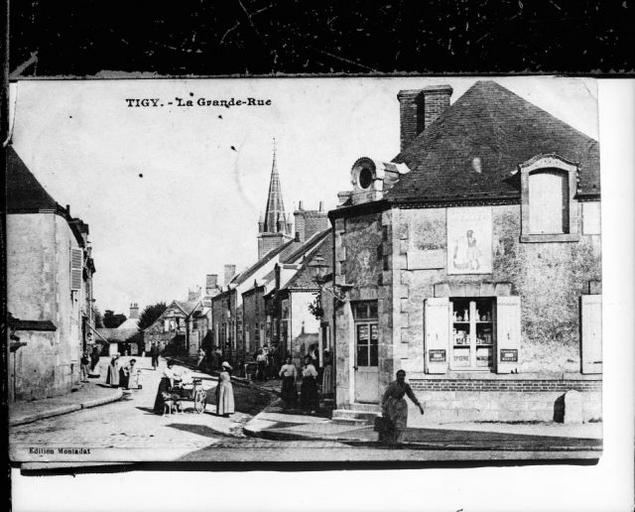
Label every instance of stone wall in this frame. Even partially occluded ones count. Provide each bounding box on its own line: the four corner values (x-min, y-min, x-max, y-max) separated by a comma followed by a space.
396, 203, 601, 375
407, 389, 602, 424
7, 213, 85, 399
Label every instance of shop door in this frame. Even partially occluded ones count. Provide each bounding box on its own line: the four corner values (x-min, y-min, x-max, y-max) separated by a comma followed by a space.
354, 322, 379, 403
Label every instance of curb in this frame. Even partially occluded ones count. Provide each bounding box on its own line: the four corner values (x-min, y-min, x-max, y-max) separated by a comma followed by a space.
81, 388, 124, 410
9, 388, 124, 427
9, 404, 82, 427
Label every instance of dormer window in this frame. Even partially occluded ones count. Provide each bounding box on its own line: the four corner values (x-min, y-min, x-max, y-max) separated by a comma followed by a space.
348, 157, 410, 206
528, 169, 569, 234
519, 154, 580, 243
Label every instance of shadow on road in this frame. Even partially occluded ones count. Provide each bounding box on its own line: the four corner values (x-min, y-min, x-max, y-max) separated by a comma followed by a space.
339, 426, 603, 452
135, 406, 157, 415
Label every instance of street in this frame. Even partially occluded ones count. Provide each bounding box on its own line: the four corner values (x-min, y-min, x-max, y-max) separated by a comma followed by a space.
10, 358, 601, 464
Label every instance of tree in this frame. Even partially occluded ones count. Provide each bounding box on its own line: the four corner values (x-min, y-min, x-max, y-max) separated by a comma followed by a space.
103, 309, 127, 328
137, 302, 168, 331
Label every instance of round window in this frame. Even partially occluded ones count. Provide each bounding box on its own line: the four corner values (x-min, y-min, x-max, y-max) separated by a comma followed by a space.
358, 167, 373, 189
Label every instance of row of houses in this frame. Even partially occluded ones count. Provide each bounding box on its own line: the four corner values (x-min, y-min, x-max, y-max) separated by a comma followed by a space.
186, 148, 334, 370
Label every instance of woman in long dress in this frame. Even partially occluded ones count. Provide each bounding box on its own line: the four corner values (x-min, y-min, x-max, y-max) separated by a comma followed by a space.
128, 359, 142, 389
105, 355, 120, 387
321, 350, 334, 398
278, 356, 297, 409
300, 356, 319, 413
380, 370, 424, 445
215, 362, 235, 417
153, 360, 178, 414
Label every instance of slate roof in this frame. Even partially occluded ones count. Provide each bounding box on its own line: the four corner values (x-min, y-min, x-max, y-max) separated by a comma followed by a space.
116, 318, 139, 331
230, 238, 302, 288
281, 229, 331, 264
388, 81, 600, 204
7, 146, 58, 211
174, 300, 200, 316
7, 146, 90, 246
282, 233, 333, 291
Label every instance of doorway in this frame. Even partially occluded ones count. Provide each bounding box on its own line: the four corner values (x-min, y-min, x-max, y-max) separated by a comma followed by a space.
353, 301, 379, 403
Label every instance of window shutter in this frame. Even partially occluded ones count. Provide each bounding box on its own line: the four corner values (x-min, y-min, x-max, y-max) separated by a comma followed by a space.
495, 296, 521, 373
424, 297, 450, 374
581, 295, 602, 374
70, 248, 83, 291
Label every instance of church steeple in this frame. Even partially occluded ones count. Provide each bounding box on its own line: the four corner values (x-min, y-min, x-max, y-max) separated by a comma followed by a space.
262, 138, 289, 234
257, 139, 293, 259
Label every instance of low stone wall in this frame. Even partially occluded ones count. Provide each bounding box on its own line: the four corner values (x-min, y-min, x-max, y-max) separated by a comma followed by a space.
407, 390, 602, 424
410, 378, 602, 393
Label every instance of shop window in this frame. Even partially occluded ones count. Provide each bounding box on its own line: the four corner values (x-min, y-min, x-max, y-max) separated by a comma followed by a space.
519, 155, 580, 243
451, 298, 494, 370
353, 301, 378, 367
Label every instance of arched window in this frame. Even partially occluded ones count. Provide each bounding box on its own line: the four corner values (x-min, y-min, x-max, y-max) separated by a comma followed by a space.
528, 169, 569, 234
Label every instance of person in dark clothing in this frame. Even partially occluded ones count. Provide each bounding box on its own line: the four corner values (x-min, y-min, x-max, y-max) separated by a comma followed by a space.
90, 345, 101, 376
150, 343, 160, 370
300, 356, 320, 413
119, 359, 130, 389
80, 351, 91, 382
278, 356, 298, 409
153, 360, 179, 414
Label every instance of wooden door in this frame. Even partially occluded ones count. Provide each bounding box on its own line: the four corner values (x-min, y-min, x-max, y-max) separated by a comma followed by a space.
425, 297, 450, 374
354, 322, 379, 403
495, 296, 521, 374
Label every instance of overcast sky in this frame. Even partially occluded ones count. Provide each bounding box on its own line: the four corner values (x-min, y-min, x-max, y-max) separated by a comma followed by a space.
9, 76, 598, 315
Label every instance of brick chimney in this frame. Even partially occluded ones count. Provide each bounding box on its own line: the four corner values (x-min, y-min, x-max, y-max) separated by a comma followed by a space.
293, 201, 329, 242
224, 264, 237, 286
188, 287, 201, 302
397, 85, 452, 152
129, 302, 139, 319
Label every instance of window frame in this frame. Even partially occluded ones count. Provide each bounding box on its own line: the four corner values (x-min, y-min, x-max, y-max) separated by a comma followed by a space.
519, 154, 580, 243
352, 300, 379, 368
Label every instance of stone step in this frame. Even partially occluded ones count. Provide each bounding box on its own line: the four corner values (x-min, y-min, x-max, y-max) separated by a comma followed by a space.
332, 409, 380, 424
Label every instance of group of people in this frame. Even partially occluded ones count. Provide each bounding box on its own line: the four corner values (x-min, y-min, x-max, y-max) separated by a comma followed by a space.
278, 349, 334, 414
254, 345, 276, 381
105, 354, 143, 390
152, 359, 235, 416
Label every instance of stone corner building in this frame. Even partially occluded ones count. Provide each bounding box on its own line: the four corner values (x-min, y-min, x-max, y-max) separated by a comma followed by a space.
329, 81, 601, 423
6, 146, 97, 401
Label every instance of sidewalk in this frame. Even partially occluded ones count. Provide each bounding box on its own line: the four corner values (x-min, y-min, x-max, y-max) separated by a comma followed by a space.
9, 382, 124, 427
244, 400, 603, 452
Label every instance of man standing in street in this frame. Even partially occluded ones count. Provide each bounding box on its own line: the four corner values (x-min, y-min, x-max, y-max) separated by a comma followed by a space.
151, 342, 160, 370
